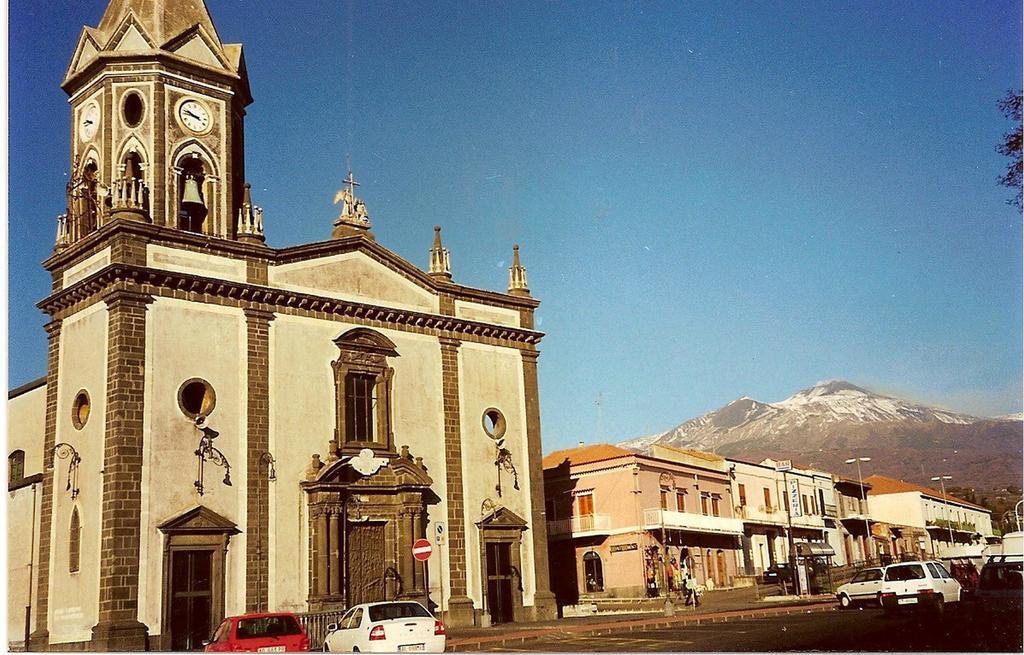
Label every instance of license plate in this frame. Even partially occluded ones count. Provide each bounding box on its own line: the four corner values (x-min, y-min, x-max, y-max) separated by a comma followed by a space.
897, 598, 917, 605
257, 648, 285, 652
398, 644, 425, 652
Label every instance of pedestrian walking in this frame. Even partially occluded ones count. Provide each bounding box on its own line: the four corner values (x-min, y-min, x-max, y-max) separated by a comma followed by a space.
685, 572, 701, 607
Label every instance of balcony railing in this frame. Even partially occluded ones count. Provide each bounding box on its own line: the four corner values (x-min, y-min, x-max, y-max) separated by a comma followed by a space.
547, 513, 612, 536
643, 508, 744, 536
824, 503, 838, 518
926, 518, 976, 533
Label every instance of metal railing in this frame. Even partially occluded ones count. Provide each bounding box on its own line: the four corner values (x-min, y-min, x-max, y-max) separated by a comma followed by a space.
643, 508, 744, 535
547, 513, 612, 535
296, 608, 346, 650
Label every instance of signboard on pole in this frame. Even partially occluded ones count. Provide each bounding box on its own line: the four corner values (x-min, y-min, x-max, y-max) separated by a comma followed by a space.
413, 539, 433, 561
789, 478, 802, 518
435, 522, 446, 545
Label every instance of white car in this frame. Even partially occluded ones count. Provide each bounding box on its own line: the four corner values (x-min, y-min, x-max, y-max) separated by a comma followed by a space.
835, 566, 885, 608
879, 560, 961, 613
323, 601, 445, 653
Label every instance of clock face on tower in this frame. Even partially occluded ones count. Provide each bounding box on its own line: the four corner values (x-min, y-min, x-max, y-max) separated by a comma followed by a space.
79, 102, 100, 142
178, 99, 211, 134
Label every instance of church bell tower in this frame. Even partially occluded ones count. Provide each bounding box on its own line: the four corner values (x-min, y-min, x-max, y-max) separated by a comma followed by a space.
59, 0, 254, 246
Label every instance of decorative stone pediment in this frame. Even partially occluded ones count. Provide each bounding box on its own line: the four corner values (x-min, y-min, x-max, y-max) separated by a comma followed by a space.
476, 506, 529, 530
308, 450, 433, 490
158, 505, 240, 535
268, 250, 440, 314
104, 11, 157, 52
334, 328, 399, 358
163, 25, 231, 70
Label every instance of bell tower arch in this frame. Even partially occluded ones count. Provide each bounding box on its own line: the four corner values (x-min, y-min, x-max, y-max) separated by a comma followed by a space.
61, 0, 252, 244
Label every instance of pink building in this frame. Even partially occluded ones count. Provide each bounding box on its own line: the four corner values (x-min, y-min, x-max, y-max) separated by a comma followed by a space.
543, 444, 744, 603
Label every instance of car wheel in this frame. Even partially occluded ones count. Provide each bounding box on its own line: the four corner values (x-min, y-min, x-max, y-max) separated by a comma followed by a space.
839, 594, 852, 609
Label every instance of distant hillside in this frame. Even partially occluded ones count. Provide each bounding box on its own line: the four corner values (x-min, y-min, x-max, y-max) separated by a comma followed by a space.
619, 380, 1023, 489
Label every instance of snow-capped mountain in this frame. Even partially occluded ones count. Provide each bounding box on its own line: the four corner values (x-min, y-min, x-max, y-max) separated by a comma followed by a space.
618, 380, 1022, 488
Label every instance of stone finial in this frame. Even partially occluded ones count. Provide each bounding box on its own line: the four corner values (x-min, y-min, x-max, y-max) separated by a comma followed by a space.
331, 169, 373, 239
507, 244, 530, 296
55, 213, 70, 252
428, 225, 452, 280
237, 183, 266, 244
305, 454, 324, 480
401, 445, 411, 460
327, 439, 340, 462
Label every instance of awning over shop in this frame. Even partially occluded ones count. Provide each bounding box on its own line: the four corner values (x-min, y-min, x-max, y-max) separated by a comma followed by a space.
796, 542, 835, 557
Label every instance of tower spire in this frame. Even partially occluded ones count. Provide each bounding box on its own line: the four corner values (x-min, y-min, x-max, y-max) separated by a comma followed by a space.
508, 244, 530, 296
428, 225, 452, 280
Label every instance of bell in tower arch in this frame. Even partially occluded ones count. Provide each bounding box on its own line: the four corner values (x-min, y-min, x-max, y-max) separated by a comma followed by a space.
178, 157, 209, 233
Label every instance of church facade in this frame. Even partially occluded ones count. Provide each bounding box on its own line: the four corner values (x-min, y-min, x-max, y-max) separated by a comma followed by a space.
7, 1, 555, 650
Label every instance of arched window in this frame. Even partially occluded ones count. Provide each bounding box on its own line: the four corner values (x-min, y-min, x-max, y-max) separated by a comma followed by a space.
8, 450, 25, 484
69, 508, 82, 573
583, 551, 604, 592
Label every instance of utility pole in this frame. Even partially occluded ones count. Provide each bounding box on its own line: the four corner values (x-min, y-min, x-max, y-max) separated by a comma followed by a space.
846, 457, 872, 562
931, 475, 954, 549
782, 469, 799, 595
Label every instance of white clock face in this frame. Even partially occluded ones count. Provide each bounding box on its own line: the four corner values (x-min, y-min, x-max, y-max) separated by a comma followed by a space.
179, 100, 211, 134
79, 102, 100, 142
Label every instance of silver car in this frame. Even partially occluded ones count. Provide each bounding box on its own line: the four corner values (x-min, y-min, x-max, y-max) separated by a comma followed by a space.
836, 566, 885, 608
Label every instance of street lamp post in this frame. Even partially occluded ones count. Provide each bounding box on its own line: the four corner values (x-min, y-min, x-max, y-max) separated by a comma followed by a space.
845, 457, 872, 562
931, 475, 954, 548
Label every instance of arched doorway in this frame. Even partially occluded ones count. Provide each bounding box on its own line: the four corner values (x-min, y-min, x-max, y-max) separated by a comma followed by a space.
583, 551, 604, 593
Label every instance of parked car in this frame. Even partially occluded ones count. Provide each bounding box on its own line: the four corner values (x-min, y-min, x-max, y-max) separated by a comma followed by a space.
974, 556, 1023, 619
323, 601, 445, 653
879, 561, 961, 613
835, 567, 885, 608
205, 612, 310, 652
762, 563, 794, 585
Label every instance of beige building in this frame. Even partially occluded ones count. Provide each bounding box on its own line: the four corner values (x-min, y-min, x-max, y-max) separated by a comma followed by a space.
7, 1, 554, 650
543, 444, 743, 604
864, 475, 994, 559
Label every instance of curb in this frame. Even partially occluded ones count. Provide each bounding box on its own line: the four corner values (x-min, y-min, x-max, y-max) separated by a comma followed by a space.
447, 602, 835, 651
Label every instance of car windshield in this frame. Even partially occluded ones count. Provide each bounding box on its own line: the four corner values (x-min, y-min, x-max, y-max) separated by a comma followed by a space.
979, 563, 1023, 590
368, 603, 431, 622
236, 616, 302, 639
885, 565, 925, 581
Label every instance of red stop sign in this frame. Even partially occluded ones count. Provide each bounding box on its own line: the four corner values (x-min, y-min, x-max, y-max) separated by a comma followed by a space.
413, 538, 433, 561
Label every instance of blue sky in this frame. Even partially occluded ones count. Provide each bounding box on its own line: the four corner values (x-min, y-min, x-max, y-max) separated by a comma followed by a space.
8, 1, 1022, 451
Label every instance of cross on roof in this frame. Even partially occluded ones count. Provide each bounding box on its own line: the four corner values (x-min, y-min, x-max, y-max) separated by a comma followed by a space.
342, 169, 360, 195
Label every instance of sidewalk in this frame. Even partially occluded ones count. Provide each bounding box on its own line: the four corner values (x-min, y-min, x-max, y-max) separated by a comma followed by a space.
446, 587, 836, 651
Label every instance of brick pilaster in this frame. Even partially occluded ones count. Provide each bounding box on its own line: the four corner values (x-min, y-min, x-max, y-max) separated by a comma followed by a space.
521, 349, 556, 620
28, 320, 62, 650
91, 290, 152, 651
439, 337, 475, 626
244, 308, 274, 612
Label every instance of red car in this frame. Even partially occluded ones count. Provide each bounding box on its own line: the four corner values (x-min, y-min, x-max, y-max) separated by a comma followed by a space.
204, 612, 310, 652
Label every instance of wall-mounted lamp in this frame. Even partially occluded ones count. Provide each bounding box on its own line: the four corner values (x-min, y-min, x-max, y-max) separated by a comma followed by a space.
493, 436, 519, 498
194, 416, 231, 496
50, 442, 82, 500
260, 451, 277, 482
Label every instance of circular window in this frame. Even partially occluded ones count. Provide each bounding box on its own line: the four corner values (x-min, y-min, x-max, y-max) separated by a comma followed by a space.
71, 390, 91, 430
482, 408, 507, 440
122, 91, 144, 128
178, 378, 216, 419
